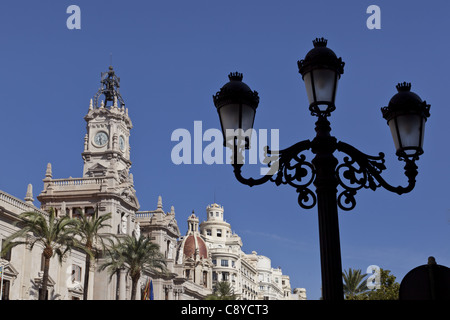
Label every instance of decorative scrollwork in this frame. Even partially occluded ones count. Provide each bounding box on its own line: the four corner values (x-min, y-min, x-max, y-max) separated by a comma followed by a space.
269, 146, 316, 209
335, 141, 418, 211
337, 189, 357, 211
232, 137, 418, 212
335, 142, 386, 211
232, 139, 317, 210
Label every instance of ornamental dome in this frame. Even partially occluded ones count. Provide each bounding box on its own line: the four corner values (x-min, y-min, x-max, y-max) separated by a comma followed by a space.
183, 234, 208, 259
180, 212, 208, 260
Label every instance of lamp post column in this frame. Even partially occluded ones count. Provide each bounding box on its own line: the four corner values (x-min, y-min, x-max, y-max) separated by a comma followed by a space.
311, 115, 344, 300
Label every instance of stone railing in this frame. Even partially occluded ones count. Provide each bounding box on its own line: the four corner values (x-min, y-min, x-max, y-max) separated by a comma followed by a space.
211, 247, 241, 256
135, 211, 155, 219
0, 190, 48, 217
50, 177, 106, 186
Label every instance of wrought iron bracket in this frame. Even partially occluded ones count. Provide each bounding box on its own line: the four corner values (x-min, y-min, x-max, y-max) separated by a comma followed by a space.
231, 137, 418, 211
232, 139, 316, 209
335, 141, 417, 211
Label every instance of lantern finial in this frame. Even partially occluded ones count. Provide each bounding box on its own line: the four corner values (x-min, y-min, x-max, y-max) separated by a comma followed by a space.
228, 72, 243, 81
313, 37, 328, 48
396, 82, 411, 92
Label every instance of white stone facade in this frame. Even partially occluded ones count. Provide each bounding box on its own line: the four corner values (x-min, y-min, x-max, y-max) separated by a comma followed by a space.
0, 67, 306, 300
199, 203, 305, 300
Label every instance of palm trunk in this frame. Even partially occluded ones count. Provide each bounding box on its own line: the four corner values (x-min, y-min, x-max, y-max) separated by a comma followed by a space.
131, 274, 140, 300
83, 253, 91, 300
131, 279, 137, 300
40, 256, 51, 300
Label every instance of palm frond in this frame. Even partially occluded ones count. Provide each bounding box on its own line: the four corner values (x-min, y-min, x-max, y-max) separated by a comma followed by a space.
342, 268, 369, 299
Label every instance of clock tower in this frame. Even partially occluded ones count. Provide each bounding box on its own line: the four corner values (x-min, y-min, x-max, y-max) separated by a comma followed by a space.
82, 66, 132, 181
38, 65, 140, 299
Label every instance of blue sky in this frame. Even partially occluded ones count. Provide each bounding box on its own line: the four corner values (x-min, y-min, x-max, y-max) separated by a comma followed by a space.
0, 1, 449, 299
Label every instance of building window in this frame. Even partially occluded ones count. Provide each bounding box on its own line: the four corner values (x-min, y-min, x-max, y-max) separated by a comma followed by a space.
212, 259, 217, 266
1, 240, 11, 261
85, 207, 95, 216
222, 272, 229, 281
72, 265, 82, 282
203, 271, 208, 288
231, 260, 235, 267
1, 280, 10, 300
221, 260, 228, 267
73, 208, 82, 218
40, 253, 45, 272
206, 229, 212, 236
166, 241, 170, 258
212, 272, 217, 281
217, 229, 222, 237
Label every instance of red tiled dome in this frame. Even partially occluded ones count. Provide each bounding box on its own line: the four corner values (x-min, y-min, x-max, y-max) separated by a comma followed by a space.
183, 235, 208, 259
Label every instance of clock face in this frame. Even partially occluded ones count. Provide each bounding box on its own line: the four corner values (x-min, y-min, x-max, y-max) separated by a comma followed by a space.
119, 135, 125, 151
94, 131, 108, 147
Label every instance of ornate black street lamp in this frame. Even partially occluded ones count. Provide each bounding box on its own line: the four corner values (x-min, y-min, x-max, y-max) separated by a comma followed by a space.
213, 38, 431, 300
213, 72, 260, 148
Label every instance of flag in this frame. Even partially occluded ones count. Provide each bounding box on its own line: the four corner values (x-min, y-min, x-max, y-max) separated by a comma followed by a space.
142, 279, 150, 300
150, 280, 154, 300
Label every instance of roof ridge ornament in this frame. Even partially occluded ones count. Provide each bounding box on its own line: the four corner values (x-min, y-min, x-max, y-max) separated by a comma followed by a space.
45, 163, 52, 179
25, 183, 34, 204
157, 195, 163, 209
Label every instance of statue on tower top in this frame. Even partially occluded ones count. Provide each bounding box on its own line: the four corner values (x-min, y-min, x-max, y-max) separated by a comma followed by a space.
93, 65, 125, 109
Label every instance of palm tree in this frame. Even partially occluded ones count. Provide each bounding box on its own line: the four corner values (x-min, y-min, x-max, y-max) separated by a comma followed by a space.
99, 235, 167, 300
342, 268, 369, 299
205, 281, 237, 300
71, 210, 112, 300
1, 208, 77, 300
